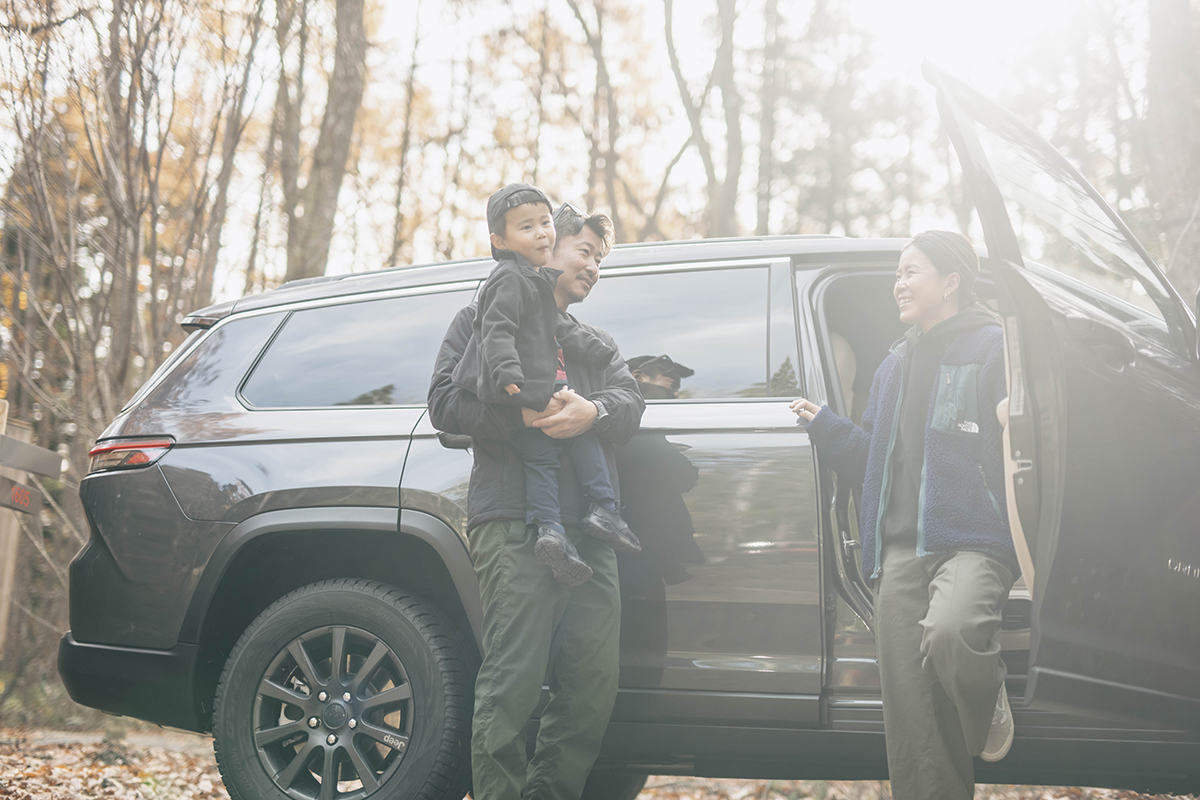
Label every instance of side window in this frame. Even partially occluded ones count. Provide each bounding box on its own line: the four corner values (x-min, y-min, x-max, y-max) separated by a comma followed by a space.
582, 267, 771, 399
241, 289, 475, 408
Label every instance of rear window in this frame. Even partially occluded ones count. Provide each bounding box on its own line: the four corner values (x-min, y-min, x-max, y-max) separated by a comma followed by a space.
241, 289, 475, 408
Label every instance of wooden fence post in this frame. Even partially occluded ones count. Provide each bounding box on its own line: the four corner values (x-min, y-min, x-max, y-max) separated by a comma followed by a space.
0, 401, 33, 659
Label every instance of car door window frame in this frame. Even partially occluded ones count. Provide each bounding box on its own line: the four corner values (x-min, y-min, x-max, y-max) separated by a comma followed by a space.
597, 258, 796, 404
235, 281, 480, 411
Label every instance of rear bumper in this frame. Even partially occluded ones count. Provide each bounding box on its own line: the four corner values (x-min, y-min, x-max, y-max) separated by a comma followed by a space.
57, 632, 205, 732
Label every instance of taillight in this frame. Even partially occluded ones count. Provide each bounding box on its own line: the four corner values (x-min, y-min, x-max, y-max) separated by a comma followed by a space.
87, 438, 174, 474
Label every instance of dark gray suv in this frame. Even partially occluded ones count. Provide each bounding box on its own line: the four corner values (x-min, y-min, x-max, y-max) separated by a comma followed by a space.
60, 66, 1200, 800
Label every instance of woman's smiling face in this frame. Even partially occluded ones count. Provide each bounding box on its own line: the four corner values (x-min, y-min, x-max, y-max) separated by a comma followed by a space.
894, 245, 960, 332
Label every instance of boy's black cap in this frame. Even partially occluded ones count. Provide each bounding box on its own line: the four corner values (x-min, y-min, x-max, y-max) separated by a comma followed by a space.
487, 183, 553, 259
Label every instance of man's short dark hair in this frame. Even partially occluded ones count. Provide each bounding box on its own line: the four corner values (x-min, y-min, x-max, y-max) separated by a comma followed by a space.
553, 203, 615, 257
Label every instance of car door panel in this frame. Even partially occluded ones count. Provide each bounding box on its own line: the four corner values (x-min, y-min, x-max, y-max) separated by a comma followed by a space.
928, 62, 1200, 727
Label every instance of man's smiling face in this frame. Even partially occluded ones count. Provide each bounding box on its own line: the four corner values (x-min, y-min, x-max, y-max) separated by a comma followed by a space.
551, 227, 605, 310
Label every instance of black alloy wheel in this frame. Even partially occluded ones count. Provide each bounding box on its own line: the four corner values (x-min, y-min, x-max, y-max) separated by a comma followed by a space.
214, 580, 475, 800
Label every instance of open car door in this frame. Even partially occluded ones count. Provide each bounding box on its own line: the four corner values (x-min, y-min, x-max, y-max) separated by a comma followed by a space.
926, 63, 1200, 729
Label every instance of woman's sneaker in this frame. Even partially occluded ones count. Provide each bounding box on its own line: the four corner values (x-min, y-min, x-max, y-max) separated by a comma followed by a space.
534, 526, 593, 586
582, 503, 642, 553
980, 683, 1014, 762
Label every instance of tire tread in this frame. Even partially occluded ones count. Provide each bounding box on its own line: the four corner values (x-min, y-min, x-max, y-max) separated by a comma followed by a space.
212, 579, 476, 800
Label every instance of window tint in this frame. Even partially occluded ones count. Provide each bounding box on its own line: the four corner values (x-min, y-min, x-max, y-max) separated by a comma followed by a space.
241, 289, 475, 408
582, 267, 769, 399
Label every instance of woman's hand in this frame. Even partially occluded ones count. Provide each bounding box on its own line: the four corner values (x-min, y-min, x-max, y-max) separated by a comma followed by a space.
790, 398, 818, 422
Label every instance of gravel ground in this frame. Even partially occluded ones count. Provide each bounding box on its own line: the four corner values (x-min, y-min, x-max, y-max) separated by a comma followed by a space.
0, 729, 1189, 800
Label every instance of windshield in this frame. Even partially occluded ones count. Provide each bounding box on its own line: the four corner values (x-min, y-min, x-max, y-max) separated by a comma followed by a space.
952, 89, 1185, 352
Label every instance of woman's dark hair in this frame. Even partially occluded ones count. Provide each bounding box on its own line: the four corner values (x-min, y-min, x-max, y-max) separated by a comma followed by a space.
906, 230, 980, 309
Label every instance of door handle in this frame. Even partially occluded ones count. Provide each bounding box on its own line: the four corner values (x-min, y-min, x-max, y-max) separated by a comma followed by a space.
437, 432, 473, 450
1064, 314, 1136, 367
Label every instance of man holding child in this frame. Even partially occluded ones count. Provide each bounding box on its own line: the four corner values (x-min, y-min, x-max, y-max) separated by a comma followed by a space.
428, 185, 643, 800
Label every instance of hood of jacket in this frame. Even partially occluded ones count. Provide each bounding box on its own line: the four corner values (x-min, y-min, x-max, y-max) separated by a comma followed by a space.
891, 305, 999, 362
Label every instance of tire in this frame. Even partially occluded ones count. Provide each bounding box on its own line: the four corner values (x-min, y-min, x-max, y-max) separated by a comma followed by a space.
579, 771, 648, 800
213, 579, 475, 800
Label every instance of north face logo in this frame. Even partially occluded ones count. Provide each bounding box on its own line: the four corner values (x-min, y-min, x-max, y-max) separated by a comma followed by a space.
958, 421, 980, 433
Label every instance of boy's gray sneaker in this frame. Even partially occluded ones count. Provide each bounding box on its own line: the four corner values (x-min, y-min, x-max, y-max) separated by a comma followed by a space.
582, 503, 643, 553
980, 682, 1014, 762
534, 526, 593, 586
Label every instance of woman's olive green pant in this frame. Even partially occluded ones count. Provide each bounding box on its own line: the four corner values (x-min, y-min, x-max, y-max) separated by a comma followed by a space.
874, 544, 1015, 800
468, 519, 621, 800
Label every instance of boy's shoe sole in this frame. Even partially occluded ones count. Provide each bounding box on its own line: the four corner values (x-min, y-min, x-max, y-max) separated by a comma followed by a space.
582, 504, 643, 553
980, 683, 1014, 762
534, 527, 593, 586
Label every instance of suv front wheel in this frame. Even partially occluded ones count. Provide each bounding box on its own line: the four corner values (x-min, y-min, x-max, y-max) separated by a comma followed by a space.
213, 579, 474, 800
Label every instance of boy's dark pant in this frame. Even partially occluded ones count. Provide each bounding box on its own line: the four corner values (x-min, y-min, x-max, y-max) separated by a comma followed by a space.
509, 427, 615, 530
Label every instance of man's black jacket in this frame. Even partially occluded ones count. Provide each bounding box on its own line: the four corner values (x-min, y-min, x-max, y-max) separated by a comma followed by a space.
429, 303, 644, 532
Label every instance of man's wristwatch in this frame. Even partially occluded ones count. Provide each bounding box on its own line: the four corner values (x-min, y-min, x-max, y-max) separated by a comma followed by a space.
591, 399, 613, 434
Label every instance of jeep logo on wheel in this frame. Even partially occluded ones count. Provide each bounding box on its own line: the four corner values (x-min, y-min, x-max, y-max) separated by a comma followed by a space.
384, 734, 405, 750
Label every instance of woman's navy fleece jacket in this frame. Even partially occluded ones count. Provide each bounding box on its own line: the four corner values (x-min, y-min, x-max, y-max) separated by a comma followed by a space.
805, 311, 1018, 580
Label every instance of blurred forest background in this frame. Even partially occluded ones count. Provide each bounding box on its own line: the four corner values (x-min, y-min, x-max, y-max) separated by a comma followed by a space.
0, 0, 1197, 723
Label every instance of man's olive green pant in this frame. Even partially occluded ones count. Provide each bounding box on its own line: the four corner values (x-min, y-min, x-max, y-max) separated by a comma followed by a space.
468, 519, 621, 800
874, 544, 1015, 800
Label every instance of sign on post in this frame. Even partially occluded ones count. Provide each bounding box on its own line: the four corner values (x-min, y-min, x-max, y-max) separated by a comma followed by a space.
0, 474, 42, 514
0, 435, 64, 479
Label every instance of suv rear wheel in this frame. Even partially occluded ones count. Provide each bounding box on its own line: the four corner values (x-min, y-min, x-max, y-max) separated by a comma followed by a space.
213, 579, 474, 800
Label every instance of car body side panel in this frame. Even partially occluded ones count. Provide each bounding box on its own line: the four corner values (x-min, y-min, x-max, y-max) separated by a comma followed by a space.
73, 467, 235, 649
176, 506, 481, 646
158, 410, 425, 522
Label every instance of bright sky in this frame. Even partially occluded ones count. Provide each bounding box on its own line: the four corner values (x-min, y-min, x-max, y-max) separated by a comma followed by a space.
847, 0, 1074, 93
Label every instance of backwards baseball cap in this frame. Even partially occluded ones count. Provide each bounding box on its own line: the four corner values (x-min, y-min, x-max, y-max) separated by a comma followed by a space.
486, 183, 554, 259
627, 354, 695, 379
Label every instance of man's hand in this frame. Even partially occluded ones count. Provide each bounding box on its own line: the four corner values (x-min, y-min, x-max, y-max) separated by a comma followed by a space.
530, 388, 597, 438
504, 383, 521, 396
521, 393, 566, 426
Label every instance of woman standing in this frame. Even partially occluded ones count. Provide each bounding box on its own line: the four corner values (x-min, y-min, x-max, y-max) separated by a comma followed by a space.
793, 231, 1019, 799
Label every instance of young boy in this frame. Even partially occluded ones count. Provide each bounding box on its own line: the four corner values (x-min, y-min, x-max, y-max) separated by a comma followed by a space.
451, 183, 641, 586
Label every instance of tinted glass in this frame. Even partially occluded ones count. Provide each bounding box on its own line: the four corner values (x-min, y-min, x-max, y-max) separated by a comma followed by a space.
242, 289, 475, 408
139, 314, 284, 414
582, 267, 769, 399
956, 90, 1183, 350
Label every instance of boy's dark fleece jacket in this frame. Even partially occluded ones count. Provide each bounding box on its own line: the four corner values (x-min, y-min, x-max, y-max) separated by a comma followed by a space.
805, 307, 1018, 580
429, 302, 643, 533
451, 252, 616, 411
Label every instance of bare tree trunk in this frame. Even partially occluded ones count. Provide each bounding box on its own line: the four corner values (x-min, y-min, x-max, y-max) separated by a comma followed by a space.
246, 103, 280, 294
387, 0, 423, 268
713, 0, 742, 238
196, 3, 266, 306
285, 0, 368, 281
566, 0, 624, 238
664, 0, 718, 234
1145, 0, 1200, 301
531, 2, 549, 186
756, 0, 778, 236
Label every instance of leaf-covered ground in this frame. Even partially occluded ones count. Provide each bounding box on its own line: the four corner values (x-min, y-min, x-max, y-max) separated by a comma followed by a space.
0, 730, 1191, 800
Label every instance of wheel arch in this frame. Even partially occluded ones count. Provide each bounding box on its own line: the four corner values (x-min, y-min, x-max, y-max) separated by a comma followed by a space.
184, 506, 481, 731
